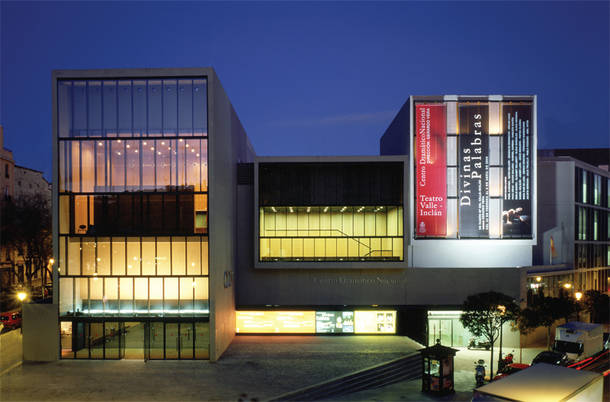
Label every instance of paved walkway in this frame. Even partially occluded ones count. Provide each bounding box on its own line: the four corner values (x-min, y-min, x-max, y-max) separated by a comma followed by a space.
1, 335, 422, 401
0, 330, 22, 375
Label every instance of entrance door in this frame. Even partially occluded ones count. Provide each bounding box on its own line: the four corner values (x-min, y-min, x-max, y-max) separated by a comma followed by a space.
123, 322, 145, 359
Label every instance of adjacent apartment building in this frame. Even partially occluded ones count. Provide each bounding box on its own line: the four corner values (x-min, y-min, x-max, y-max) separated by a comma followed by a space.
529, 149, 609, 298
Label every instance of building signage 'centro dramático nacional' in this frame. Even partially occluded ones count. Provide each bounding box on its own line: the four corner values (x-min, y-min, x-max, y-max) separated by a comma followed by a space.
416, 104, 447, 237
414, 98, 534, 240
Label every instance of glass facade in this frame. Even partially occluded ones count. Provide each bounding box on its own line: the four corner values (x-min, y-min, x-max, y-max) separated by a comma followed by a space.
259, 206, 403, 261
573, 167, 609, 293
60, 320, 209, 359
258, 162, 404, 262
57, 77, 209, 359
427, 311, 519, 348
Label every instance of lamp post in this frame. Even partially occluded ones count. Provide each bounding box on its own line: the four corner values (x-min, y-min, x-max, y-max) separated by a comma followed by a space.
497, 305, 506, 374
575, 291, 583, 321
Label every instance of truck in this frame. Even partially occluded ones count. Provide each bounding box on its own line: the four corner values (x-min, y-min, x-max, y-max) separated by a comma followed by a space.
552, 321, 603, 362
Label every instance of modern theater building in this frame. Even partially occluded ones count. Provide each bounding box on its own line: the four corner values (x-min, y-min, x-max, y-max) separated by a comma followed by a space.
42, 68, 540, 361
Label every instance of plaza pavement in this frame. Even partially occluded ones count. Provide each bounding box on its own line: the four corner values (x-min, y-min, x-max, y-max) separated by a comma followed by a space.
2, 334, 425, 401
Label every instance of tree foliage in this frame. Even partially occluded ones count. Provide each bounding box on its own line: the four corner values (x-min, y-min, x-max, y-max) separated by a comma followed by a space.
460, 291, 519, 378
516, 295, 579, 349
0, 194, 52, 288
583, 290, 610, 324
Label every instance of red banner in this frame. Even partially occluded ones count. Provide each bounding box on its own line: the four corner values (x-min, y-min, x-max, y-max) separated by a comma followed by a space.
415, 104, 447, 237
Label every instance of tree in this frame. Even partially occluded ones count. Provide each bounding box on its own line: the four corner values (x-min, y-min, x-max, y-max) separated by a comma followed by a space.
460, 292, 519, 380
0, 194, 52, 290
516, 295, 578, 350
583, 290, 610, 324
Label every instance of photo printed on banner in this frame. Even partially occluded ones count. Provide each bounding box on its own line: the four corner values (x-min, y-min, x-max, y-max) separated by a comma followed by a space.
458, 104, 489, 238
502, 103, 533, 238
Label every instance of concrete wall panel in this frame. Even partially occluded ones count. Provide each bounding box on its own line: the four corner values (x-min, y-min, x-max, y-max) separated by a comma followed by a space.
209, 70, 255, 361
22, 303, 58, 362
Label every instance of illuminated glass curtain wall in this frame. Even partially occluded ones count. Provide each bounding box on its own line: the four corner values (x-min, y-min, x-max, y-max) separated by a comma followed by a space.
260, 206, 403, 261
57, 78, 209, 358
258, 162, 404, 261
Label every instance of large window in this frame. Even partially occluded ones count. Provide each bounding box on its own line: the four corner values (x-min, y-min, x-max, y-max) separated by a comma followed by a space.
259, 206, 403, 261
58, 79, 207, 138
58, 193, 207, 235
58, 236, 208, 277
59, 139, 207, 193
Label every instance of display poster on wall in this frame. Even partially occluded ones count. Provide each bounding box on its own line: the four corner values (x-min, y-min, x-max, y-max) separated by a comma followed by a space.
415, 103, 447, 237
502, 104, 533, 238
315, 311, 354, 333
236, 311, 315, 334
458, 104, 489, 238
354, 311, 396, 334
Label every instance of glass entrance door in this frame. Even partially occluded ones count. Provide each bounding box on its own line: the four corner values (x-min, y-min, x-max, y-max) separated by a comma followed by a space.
123, 322, 145, 359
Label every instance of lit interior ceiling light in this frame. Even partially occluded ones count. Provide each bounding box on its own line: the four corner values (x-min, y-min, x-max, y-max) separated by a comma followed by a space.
196, 153, 199, 157
563, 283, 572, 289
179, 139, 183, 142
126, 144, 130, 148
535, 276, 542, 282
161, 141, 165, 145
98, 142, 103, 147
134, 150, 138, 153
150, 147, 154, 151
143, 141, 147, 145
117, 139, 121, 143
306, 207, 311, 213
271, 207, 277, 213
323, 206, 329, 213
340, 207, 347, 213
289, 207, 294, 213
158, 152, 161, 155
186, 144, 189, 148
117, 152, 121, 156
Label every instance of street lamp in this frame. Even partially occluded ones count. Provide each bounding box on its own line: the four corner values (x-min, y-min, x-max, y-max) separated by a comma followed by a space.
575, 292, 583, 321
17, 291, 27, 302
497, 305, 506, 374
490, 305, 506, 377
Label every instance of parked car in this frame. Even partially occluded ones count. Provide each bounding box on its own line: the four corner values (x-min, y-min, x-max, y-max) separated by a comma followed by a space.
531, 351, 569, 366
1, 311, 22, 331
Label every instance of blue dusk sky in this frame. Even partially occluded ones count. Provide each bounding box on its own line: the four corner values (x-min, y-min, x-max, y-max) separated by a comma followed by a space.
1, 1, 608, 181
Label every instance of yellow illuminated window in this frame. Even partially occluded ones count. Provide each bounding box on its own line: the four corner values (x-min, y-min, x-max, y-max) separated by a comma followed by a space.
259, 206, 403, 261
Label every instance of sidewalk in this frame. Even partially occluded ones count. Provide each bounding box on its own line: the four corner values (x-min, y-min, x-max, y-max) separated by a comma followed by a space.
0, 329, 22, 375
1, 335, 421, 401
